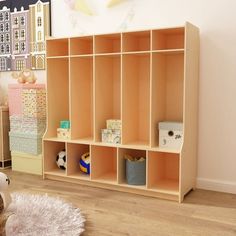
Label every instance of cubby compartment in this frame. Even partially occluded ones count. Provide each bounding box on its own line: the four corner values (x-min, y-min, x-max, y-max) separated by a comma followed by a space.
44, 23, 199, 202
44, 141, 66, 176
118, 148, 146, 188
95, 55, 121, 142
152, 28, 184, 50
147, 151, 179, 195
45, 58, 69, 139
95, 34, 121, 54
46, 38, 69, 57
151, 52, 184, 148
70, 36, 93, 55
122, 53, 150, 146
70, 57, 93, 141
123, 31, 150, 52
91, 145, 117, 183
67, 143, 90, 180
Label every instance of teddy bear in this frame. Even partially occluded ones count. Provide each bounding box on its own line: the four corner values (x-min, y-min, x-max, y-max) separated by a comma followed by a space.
11, 69, 37, 84
0, 172, 12, 236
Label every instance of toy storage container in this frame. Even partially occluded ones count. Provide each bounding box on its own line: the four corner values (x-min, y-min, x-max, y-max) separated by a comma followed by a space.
22, 88, 46, 118
8, 84, 45, 116
8, 84, 46, 175
101, 129, 121, 144
159, 122, 183, 149
126, 159, 146, 185
10, 116, 46, 134
11, 151, 42, 175
9, 131, 43, 155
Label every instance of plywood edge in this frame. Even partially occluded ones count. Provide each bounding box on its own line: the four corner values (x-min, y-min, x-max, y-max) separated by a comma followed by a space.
180, 22, 199, 200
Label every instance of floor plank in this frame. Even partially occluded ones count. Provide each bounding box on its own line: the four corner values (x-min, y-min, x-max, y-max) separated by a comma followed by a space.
2, 170, 236, 236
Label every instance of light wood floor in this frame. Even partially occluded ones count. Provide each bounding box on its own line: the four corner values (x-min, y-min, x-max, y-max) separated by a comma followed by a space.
2, 170, 236, 236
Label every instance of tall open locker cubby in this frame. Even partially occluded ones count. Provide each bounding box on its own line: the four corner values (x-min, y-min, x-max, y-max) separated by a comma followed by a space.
43, 22, 199, 202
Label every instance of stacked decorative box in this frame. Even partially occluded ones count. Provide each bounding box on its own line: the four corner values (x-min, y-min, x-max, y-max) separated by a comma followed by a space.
8, 84, 46, 175
101, 119, 121, 144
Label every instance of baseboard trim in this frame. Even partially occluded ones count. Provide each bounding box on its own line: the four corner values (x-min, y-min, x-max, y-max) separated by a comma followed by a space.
197, 178, 236, 194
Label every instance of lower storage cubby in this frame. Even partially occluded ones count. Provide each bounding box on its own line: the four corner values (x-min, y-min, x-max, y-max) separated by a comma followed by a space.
91, 145, 117, 184
66, 143, 90, 180
118, 148, 146, 188
43, 141, 66, 176
147, 151, 179, 195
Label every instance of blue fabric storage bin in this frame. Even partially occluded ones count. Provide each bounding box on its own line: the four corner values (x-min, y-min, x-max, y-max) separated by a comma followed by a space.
126, 159, 146, 185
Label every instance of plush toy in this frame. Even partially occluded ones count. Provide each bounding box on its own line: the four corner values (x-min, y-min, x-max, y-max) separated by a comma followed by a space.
11, 69, 37, 84
0, 172, 12, 236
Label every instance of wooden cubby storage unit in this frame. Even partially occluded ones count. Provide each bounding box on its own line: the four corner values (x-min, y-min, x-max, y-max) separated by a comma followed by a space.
44, 22, 199, 202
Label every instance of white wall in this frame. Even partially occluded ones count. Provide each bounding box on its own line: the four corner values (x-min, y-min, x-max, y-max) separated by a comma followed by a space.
1, 0, 236, 194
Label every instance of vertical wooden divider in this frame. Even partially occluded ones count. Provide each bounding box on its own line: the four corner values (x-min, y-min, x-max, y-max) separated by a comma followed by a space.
92, 35, 96, 178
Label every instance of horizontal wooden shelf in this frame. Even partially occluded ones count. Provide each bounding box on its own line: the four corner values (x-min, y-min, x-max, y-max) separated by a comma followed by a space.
92, 172, 117, 184
122, 142, 150, 150
122, 51, 151, 55
43, 138, 181, 153
46, 56, 70, 59
44, 169, 66, 177
44, 137, 69, 143
152, 49, 184, 54
119, 183, 147, 190
149, 146, 181, 154
67, 172, 90, 181
46, 50, 184, 58
69, 138, 94, 145
148, 180, 179, 196
70, 54, 93, 58
95, 52, 121, 56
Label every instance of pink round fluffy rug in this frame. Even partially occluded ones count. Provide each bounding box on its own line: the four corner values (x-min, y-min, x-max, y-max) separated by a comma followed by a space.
5, 193, 85, 236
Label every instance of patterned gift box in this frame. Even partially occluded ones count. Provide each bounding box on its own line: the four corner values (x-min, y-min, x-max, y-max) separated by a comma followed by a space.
22, 88, 46, 118
57, 128, 71, 139
106, 119, 122, 130
9, 131, 43, 155
8, 84, 45, 116
101, 129, 121, 144
10, 115, 46, 135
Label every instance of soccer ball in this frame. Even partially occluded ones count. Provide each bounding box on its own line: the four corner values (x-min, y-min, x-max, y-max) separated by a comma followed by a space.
56, 150, 66, 170
79, 152, 90, 174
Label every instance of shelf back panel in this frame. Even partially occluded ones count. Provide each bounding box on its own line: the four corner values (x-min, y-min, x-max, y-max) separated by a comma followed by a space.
95, 55, 121, 141
122, 54, 150, 145
91, 145, 117, 180
70, 37, 93, 55
47, 39, 69, 57
46, 58, 69, 138
152, 28, 185, 50
70, 57, 93, 140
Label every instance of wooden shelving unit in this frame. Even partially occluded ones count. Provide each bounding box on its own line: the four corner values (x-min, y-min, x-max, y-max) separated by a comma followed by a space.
43, 22, 199, 202
0, 106, 11, 169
